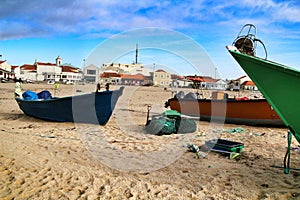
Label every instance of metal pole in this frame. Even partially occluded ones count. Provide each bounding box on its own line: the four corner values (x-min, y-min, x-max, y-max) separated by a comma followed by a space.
152, 63, 155, 85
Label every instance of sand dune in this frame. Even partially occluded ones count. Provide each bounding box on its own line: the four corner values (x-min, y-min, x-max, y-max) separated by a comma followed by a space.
0, 82, 299, 199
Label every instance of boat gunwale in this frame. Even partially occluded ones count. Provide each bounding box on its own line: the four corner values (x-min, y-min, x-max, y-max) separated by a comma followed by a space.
228, 49, 300, 77
167, 97, 269, 103
15, 89, 122, 103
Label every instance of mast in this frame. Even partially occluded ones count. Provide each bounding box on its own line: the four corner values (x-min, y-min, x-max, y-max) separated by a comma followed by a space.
135, 44, 138, 64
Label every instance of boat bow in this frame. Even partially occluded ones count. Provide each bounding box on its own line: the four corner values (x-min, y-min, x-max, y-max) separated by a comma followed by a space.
227, 25, 300, 144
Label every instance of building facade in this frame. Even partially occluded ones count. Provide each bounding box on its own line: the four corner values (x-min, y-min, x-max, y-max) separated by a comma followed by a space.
16, 56, 82, 82
153, 69, 171, 87
0, 60, 14, 79
240, 80, 258, 91
83, 64, 100, 83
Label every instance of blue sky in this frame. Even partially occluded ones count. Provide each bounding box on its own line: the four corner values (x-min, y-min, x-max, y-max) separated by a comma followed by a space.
1, 0, 300, 79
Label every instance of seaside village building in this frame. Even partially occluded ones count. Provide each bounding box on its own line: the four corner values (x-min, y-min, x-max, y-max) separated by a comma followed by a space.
153, 69, 171, 87
200, 77, 227, 90
97, 62, 153, 85
97, 63, 231, 89
227, 75, 257, 91
170, 75, 194, 88
101, 63, 147, 75
82, 64, 100, 83
240, 80, 258, 91
15, 56, 82, 83
186, 75, 227, 90
0, 60, 15, 80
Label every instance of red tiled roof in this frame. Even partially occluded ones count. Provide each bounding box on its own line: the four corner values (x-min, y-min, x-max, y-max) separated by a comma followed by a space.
241, 81, 255, 86
187, 75, 204, 82
0, 60, 6, 64
11, 65, 19, 69
21, 64, 37, 71
176, 75, 185, 79
187, 75, 218, 83
171, 74, 185, 79
188, 77, 204, 82
202, 77, 217, 83
100, 72, 120, 78
120, 74, 145, 80
61, 65, 78, 73
36, 62, 56, 66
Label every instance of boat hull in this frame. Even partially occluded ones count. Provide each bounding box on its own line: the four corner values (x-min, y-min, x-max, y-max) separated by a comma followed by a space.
228, 49, 300, 141
167, 98, 284, 126
16, 87, 124, 125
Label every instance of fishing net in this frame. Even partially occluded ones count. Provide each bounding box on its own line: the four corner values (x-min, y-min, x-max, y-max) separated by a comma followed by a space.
145, 110, 197, 135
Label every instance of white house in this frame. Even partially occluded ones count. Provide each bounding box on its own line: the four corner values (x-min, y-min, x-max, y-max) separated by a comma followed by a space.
203, 79, 227, 90
18, 64, 37, 81
16, 56, 82, 82
35, 56, 62, 81
171, 76, 193, 88
60, 65, 82, 83
227, 75, 251, 91
0, 60, 14, 79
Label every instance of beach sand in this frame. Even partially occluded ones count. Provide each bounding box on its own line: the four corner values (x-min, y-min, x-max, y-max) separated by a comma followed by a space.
0, 82, 300, 200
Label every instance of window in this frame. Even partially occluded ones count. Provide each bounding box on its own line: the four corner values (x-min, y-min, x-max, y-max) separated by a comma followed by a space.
166, 75, 169, 78
62, 75, 67, 78
160, 75, 164, 78
155, 74, 158, 77
87, 70, 96, 75
161, 81, 164, 85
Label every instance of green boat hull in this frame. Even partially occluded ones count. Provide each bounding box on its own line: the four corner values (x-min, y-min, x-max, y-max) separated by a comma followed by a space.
228, 49, 300, 143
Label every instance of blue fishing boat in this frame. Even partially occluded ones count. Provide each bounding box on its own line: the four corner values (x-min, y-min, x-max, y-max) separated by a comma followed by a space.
16, 86, 124, 125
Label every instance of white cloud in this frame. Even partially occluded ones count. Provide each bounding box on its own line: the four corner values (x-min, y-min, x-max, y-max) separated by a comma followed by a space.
237, 0, 300, 23
0, 0, 299, 41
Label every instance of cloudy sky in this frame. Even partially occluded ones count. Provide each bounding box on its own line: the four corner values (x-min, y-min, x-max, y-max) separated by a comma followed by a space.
1, 0, 300, 78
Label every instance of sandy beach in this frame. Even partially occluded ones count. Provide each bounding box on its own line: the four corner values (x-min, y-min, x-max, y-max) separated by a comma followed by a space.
0, 82, 300, 200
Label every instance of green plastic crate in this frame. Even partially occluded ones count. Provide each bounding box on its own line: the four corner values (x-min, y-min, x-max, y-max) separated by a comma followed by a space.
205, 139, 244, 153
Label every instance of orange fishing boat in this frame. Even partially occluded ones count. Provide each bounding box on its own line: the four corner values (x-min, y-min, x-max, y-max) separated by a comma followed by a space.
165, 92, 284, 126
